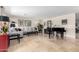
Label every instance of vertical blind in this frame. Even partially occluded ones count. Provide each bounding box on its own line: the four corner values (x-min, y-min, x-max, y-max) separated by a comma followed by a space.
18, 20, 31, 27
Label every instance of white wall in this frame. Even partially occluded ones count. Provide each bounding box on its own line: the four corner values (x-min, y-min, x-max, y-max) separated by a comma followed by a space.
3, 11, 76, 39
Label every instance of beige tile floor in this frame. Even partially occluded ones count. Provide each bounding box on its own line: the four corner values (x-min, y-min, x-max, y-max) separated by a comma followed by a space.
8, 34, 79, 52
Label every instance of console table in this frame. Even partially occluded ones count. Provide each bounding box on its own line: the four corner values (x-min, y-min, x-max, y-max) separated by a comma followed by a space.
0, 34, 9, 52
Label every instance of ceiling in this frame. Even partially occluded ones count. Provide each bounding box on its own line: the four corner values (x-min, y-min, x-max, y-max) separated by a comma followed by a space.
3, 6, 79, 17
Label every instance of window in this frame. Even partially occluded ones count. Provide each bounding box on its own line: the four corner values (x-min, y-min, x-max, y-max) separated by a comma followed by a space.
18, 20, 31, 27
47, 20, 52, 27
27, 20, 31, 26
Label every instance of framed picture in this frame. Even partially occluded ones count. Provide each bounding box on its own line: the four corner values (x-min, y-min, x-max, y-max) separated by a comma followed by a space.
62, 19, 67, 25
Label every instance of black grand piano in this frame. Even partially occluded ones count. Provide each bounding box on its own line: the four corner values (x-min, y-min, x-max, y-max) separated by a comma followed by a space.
44, 27, 66, 39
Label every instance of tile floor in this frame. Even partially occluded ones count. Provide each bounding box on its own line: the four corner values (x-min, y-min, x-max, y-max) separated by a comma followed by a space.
8, 33, 79, 52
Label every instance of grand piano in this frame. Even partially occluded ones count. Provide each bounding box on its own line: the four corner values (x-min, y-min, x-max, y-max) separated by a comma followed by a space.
44, 27, 66, 39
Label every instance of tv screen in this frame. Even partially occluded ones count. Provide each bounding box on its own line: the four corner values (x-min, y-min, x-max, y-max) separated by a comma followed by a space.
0, 16, 9, 22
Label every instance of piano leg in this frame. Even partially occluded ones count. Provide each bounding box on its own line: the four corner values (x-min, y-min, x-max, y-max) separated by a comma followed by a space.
49, 32, 51, 39
61, 32, 64, 39
56, 32, 59, 39
52, 31, 54, 38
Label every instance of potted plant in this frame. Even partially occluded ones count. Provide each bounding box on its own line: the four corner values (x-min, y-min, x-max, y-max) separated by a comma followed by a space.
2, 22, 8, 34
37, 23, 43, 33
